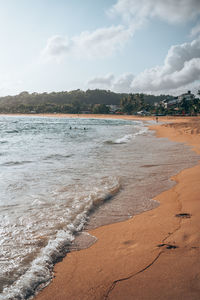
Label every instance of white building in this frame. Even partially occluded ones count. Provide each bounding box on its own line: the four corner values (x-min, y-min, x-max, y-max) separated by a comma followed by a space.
161, 98, 179, 108
178, 91, 195, 102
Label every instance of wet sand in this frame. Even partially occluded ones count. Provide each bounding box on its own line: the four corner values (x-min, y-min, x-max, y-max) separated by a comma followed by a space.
32, 116, 200, 299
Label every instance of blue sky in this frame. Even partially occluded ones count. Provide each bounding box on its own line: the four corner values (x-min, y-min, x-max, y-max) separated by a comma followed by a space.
0, 0, 200, 96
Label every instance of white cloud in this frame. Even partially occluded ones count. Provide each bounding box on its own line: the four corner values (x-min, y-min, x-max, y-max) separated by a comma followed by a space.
42, 25, 133, 60
164, 38, 200, 73
72, 25, 132, 58
131, 58, 200, 92
88, 73, 135, 93
42, 35, 71, 60
112, 73, 135, 92
87, 36, 200, 94
88, 74, 115, 88
131, 36, 200, 92
109, 0, 200, 24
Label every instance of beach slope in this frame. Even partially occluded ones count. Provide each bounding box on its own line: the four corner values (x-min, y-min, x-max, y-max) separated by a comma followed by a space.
35, 117, 200, 300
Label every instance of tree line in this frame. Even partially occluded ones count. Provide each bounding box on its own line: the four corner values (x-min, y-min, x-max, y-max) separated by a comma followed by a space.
0, 89, 171, 114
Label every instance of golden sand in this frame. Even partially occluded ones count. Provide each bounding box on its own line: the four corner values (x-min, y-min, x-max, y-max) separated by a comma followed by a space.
32, 115, 200, 300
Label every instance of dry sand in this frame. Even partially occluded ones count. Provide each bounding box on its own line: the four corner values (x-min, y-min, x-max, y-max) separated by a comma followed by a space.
33, 116, 200, 300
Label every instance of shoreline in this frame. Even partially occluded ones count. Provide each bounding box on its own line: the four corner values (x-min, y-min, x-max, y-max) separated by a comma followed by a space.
0, 112, 194, 121
14, 115, 200, 299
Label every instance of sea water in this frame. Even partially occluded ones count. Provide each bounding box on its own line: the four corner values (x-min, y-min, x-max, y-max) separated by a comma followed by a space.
0, 115, 198, 299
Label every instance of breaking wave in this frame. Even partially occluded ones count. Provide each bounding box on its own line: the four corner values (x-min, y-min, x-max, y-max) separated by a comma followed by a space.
0, 177, 121, 300
105, 125, 148, 145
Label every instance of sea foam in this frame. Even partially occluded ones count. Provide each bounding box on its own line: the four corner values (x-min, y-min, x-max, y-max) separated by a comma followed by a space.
114, 124, 148, 144
0, 176, 121, 300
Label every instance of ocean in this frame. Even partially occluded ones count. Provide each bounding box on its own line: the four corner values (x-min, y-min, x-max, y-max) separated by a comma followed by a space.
0, 115, 198, 300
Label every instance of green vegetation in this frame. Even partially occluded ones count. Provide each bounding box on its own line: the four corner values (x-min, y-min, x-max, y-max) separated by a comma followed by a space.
92, 104, 110, 114
0, 90, 124, 114
0, 89, 172, 114
0, 89, 199, 115
120, 93, 154, 114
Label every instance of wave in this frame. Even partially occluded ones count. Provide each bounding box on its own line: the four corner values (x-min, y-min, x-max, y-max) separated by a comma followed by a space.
0, 140, 8, 144
105, 134, 133, 145
133, 126, 148, 137
141, 164, 159, 168
2, 161, 32, 167
115, 134, 133, 144
5, 130, 19, 134
105, 125, 148, 145
0, 177, 121, 300
43, 154, 73, 161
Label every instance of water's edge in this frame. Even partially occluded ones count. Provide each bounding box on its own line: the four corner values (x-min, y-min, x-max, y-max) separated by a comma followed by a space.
33, 121, 200, 299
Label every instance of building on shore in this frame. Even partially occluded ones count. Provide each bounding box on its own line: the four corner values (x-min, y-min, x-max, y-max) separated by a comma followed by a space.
161, 91, 195, 109
178, 90, 195, 102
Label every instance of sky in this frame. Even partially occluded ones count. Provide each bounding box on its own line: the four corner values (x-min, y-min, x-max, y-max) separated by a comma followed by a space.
0, 0, 200, 96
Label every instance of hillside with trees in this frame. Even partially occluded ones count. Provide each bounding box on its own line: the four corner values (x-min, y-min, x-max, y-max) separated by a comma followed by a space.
0, 89, 172, 114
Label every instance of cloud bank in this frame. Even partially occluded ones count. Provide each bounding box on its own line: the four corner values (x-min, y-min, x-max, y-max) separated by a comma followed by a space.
43, 0, 200, 61
42, 0, 200, 94
88, 36, 200, 94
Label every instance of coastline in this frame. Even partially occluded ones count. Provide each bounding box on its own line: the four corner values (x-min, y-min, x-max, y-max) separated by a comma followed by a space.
0, 112, 192, 121
26, 115, 200, 299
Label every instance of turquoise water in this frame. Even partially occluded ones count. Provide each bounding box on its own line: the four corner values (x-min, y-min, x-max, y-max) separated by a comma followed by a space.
0, 116, 198, 299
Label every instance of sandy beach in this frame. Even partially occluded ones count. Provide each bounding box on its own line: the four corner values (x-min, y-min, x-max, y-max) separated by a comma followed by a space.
32, 115, 200, 300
